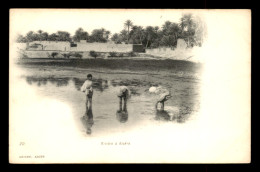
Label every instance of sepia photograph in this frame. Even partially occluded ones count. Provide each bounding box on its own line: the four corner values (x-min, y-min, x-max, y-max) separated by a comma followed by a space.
9, 9, 251, 163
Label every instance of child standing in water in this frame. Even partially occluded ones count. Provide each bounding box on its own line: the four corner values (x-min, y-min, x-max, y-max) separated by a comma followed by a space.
81, 74, 93, 111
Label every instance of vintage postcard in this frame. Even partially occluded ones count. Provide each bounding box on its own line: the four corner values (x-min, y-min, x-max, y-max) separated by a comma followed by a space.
9, 9, 251, 163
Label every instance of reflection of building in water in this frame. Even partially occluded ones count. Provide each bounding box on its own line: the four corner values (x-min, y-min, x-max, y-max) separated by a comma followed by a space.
81, 107, 94, 135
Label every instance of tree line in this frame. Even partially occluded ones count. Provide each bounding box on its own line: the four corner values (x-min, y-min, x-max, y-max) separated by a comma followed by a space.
16, 28, 111, 43
112, 13, 207, 48
16, 13, 206, 49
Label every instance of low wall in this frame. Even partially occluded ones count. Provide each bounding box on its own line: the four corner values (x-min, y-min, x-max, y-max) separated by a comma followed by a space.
13, 43, 27, 50
145, 46, 205, 63
16, 50, 138, 59
18, 50, 93, 59
30, 41, 70, 51
13, 41, 144, 53
70, 42, 133, 52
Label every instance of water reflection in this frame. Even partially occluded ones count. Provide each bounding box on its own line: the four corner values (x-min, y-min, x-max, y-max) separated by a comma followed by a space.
72, 77, 109, 92
116, 89, 129, 123
177, 106, 192, 123
116, 101, 128, 123
22, 75, 198, 127
25, 76, 111, 93
26, 76, 70, 87
25, 76, 145, 96
155, 110, 171, 121
81, 107, 94, 135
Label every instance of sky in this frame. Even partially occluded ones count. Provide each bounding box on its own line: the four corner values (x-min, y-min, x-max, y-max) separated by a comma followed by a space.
10, 9, 191, 37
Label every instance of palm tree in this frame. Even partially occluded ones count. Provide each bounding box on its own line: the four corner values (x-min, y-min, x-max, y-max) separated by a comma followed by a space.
124, 20, 133, 44
137, 26, 144, 44
100, 28, 106, 38
154, 26, 159, 33
170, 23, 181, 42
105, 30, 111, 40
179, 13, 195, 47
145, 26, 155, 48
38, 30, 43, 41
120, 30, 128, 43
130, 26, 144, 44
162, 21, 172, 34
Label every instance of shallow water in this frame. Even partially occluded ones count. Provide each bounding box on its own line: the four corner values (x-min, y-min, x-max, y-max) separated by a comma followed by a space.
22, 74, 200, 136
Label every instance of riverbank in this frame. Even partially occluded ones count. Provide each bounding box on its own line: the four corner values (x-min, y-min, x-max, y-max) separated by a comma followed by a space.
16, 58, 203, 81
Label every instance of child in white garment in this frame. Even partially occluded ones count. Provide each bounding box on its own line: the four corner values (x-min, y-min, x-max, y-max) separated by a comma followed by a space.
81, 74, 93, 111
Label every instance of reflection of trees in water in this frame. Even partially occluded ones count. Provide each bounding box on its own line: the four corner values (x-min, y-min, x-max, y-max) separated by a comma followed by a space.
71, 78, 84, 91
25, 76, 155, 97
26, 77, 48, 87
92, 78, 109, 92
25, 76, 110, 92
25, 76, 70, 87
71, 78, 109, 92
110, 79, 154, 96
54, 78, 70, 87
111, 79, 151, 87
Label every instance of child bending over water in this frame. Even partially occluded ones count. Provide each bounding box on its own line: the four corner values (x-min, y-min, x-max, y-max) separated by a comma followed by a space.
149, 86, 171, 111
117, 86, 131, 110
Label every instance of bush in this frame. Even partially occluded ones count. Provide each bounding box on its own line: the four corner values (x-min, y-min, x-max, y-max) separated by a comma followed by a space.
128, 52, 136, 57
118, 53, 124, 57
74, 52, 83, 59
61, 53, 71, 59
89, 51, 98, 58
109, 51, 117, 57
62, 52, 83, 59
20, 53, 28, 58
51, 52, 59, 58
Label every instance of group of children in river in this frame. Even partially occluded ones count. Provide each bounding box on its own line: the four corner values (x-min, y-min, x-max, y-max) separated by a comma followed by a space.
80, 74, 172, 134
